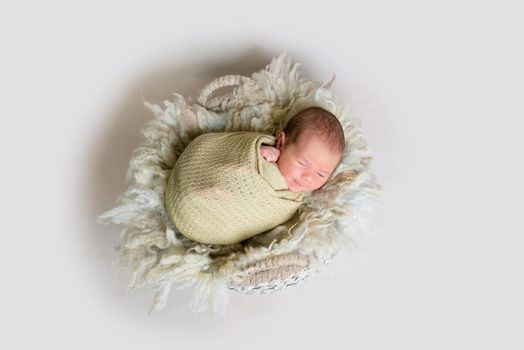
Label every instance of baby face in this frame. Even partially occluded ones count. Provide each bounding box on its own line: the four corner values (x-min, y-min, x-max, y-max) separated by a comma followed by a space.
276, 131, 342, 192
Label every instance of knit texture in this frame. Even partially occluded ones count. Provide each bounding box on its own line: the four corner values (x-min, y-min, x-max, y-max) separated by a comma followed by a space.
165, 132, 303, 244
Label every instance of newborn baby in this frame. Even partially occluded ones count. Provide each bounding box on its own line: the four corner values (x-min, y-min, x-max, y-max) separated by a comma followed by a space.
260, 106, 345, 192
165, 107, 345, 245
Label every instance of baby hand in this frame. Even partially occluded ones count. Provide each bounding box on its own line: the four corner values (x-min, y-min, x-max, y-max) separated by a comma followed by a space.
260, 145, 280, 162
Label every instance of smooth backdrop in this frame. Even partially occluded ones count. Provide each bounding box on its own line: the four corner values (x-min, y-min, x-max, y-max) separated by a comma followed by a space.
1, 1, 522, 349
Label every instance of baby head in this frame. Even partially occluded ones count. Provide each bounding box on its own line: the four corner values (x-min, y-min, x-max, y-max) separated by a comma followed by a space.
275, 107, 345, 192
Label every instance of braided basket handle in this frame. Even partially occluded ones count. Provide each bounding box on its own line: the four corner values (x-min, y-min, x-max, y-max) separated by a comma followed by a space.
228, 253, 310, 289
197, 75, 257, 109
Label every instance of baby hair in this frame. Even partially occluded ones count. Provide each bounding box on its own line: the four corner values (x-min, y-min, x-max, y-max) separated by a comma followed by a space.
284, 107, 345, 154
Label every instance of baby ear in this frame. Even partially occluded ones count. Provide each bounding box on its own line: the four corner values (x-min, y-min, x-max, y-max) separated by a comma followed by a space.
276, 132, 286, 150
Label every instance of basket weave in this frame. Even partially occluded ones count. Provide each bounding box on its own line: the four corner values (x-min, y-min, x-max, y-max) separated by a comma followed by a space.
98, 54, 381, 316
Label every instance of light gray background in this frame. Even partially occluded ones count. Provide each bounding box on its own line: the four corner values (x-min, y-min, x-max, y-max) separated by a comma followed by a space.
1, 0, 522, 349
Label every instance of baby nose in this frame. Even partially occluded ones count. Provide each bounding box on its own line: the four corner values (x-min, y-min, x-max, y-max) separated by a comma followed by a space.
301, 172, 312, 183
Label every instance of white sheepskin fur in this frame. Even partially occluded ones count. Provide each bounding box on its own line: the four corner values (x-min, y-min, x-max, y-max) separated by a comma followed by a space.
98, 54, 381, 317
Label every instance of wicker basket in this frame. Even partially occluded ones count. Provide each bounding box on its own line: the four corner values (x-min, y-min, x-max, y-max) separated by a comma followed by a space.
98, 54, 381, 316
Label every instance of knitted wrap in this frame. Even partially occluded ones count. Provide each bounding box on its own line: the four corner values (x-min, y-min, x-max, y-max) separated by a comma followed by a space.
165, 132, 303, 245
98, 54, 382, 317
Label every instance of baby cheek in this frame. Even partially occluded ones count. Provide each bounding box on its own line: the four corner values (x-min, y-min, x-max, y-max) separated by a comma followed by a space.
279, 158, 293, 176
288, 164, 301, 178
282, 164, 295, 179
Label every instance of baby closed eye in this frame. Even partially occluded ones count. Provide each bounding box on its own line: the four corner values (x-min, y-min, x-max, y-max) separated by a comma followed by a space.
297, 160, 325, 177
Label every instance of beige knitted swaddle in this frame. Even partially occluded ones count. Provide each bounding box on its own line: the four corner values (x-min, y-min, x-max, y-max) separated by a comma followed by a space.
165, 132, 304, 245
